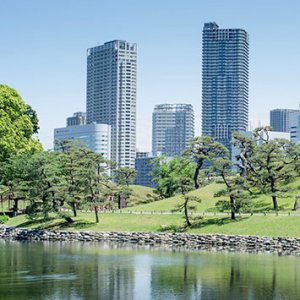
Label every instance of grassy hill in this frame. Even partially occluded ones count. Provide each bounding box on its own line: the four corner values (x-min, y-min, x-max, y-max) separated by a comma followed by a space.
127, 185, 155, 207
126, 179, 300, 213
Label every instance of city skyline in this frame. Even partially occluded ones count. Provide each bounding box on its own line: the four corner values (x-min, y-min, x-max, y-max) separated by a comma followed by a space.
1, 1, 300, 152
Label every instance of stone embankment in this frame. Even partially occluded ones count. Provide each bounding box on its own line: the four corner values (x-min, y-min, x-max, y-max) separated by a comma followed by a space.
1, 225, 300, 255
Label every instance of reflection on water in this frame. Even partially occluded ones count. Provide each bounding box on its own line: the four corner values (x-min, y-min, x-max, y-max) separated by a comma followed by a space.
0, 240, 299, 300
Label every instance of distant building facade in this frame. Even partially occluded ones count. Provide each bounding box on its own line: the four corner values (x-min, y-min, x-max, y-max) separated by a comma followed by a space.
152, 104, 194, 157
289, 111, 300, 142
54, 123, 111, 160
202, 22, 249, 153
136, 152, 150, 158
134, 152, 156, 188
66, 112, 86, 127
270, 109, 300, 132
86, 40, 137, 168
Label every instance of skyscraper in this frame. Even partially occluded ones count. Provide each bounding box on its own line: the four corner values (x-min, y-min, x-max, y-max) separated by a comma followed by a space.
202, 22, 249, 152
270, 109, 300, 132
86, 40, 137, 168
152, 104, 194, 157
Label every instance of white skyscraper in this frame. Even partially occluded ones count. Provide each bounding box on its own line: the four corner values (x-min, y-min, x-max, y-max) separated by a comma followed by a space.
86, 40, 137, 168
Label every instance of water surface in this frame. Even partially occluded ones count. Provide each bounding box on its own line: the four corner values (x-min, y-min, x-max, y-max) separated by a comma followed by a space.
0, 240, 299, 300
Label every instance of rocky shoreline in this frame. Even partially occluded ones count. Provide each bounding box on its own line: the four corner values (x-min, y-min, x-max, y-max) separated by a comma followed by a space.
1, 225, 300, 255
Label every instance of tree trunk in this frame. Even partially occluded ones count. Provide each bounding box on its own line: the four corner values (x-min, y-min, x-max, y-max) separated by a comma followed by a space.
184, 195, 191, 227
71, 202, 77, 217
272, 195, 278, 211
230, 195, 235, 220
13, 199, 18, 214
193, 164, 201, 189
270, 179, 278, 210
42, 196, 49, 219
118, 194, 121, 209
94, 207, 99, 223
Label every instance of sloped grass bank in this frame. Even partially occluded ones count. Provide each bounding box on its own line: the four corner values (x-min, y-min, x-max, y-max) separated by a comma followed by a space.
5, 212, 300, 237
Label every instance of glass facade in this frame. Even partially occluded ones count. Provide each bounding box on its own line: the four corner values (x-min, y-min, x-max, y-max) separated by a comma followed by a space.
152, 104, 194, 157
270, 109, 300, 132
86, 40, 137, 168
202, 22, 249, 153
53, 124, 111, 160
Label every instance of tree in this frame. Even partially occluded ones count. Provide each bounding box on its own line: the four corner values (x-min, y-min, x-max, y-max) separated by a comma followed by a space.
25, 104, 39, 134
184, 136, 228, 189
114, 168, 137, 208
0, 154, 34, 214
170, 158, 200, 227
76, 149, 113, 223
211, 147, 249, 220
25, 151, 66, 220
232, 132, 256, 177
0, 85, 42, 161
248, 127, 300, 210
151, 156, 183, 198
152, 157, 199, 227
55, 141, 89, 217
115, 168, 136, 186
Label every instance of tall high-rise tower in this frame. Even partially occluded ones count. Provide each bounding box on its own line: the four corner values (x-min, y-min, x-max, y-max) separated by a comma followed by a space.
202, 22, 249, 152
152, 104, 194, 157
86, 40, 137, 168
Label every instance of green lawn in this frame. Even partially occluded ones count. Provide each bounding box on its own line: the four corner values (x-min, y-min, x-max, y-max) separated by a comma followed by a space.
125, 180, 300, 213
6, 212, 300, 237
127, 185, 155, 206
3, 180, 300, 238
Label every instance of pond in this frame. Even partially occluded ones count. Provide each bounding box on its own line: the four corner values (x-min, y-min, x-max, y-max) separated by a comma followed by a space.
0, 240, 299, 300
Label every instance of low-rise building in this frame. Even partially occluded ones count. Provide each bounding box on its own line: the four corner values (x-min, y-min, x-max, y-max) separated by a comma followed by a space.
54, 123, 111, 160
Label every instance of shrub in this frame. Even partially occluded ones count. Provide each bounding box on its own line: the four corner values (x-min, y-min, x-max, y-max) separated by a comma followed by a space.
0, 215, 9, 224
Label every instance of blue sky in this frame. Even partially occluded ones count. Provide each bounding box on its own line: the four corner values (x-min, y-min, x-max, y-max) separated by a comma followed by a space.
1, 0, 300, 151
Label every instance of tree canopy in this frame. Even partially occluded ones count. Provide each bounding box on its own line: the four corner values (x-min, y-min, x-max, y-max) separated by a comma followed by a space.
0, 84, 42, 161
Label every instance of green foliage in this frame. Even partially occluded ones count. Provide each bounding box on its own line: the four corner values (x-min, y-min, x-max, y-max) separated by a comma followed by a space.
74, 148, 113, 223
247, 127, 300, 210
211, 145, 252, 219
0, 154, 35, 213
115, 168, 136, 186
153, 157, 200, 227
25, 151, 63, 220
151, 156, 195, 198
0, 215, 9, 224
184, 136, 227, 189
215, 200, 231, 212
214, 189, 227, 197
232, 131, 256, 177
114, 168, 137, 208
0, 85, 42, 161
25, 104, 39, 134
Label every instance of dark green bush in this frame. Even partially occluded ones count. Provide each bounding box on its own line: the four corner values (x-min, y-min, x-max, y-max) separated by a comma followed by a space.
0, 215, 9, 224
